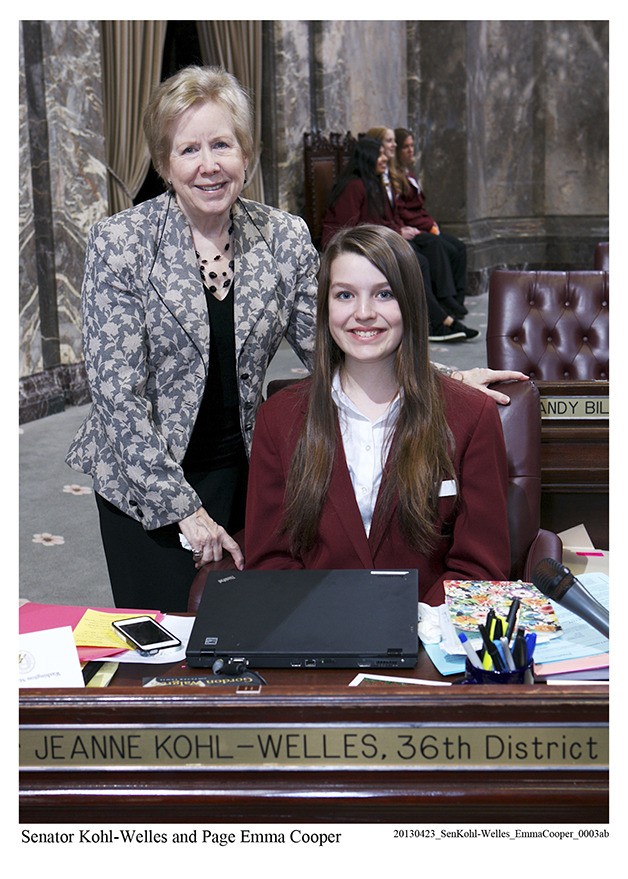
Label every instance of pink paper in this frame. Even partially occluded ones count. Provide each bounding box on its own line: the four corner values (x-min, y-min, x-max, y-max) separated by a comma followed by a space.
19, 603, 165, 662
534, 653, 609, 675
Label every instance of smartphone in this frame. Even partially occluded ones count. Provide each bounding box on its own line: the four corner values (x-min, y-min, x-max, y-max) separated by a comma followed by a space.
112, 616, 181, 653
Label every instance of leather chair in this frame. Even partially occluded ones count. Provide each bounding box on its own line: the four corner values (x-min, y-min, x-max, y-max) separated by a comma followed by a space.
187, 378, 560, 612
486, 270, 609, 381
594, 242, 609, 271
492, 379, 562, 580
303, 130, 356, 249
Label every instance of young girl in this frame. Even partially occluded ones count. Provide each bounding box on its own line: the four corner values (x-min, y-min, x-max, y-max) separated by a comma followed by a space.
244, 225, 510, 605
393, 126, 469, 320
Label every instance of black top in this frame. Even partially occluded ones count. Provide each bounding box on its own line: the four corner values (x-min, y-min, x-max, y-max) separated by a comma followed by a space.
182, 285, 246, 472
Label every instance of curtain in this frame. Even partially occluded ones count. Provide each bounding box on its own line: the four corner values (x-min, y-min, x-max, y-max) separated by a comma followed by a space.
196, 21, 264, 204
100, 21, 167, 214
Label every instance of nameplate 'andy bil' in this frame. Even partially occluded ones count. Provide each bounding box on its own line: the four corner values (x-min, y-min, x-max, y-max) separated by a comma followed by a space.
540, 396, 609, 420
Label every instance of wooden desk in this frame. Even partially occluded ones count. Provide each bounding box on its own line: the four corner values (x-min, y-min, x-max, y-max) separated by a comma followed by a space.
20, 649, 608, 824
538, 381, 609, 549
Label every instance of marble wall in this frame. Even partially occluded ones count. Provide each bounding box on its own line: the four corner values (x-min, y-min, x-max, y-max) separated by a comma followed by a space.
19, 20, 107, 421
408, 20, 609, 288
267, 18, 608, 291
267, 20, 409, 217
19, 19, 609, 421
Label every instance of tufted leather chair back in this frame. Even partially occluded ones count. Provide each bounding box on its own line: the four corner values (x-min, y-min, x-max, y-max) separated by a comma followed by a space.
486, 270, 609, 381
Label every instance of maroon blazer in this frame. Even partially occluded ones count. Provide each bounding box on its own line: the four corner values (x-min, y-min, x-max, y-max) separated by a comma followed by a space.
321, 178, 404, 249
396, 173, 437, 233
244, 376, 510, 606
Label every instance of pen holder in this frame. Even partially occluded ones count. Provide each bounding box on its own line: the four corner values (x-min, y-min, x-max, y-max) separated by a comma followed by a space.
463, 658, 534, 685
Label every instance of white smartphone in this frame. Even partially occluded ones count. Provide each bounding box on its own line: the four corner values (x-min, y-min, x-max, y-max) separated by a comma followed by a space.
112, 616, 181, 653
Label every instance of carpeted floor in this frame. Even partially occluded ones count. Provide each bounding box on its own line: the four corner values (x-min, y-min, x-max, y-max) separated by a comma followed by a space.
18, 290, 489, 608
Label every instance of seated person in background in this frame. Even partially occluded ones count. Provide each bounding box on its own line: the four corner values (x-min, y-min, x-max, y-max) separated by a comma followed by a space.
321, 137, 477, 344
394, 126, 469, 318
244, 225, 511, 606
367, 125, 472, 333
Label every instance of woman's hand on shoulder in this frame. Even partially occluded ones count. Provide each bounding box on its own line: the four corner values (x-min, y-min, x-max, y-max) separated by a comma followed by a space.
453, 368, 529, 405
179, 508, 244, 570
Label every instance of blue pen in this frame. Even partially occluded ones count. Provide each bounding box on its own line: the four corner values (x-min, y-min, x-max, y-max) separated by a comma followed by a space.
525, 632, 537, 664
459, 632, 483, 669
499, 636, 517, 671
493, 639, 507, 669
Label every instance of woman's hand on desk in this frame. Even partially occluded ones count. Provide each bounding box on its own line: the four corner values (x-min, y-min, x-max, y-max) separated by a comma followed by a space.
179, 507, 244, 570
453, 368, 529, 405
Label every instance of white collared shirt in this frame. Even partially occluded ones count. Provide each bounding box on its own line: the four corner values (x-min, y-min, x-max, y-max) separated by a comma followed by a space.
331, 372, 401, 536
382, 169, 395, 205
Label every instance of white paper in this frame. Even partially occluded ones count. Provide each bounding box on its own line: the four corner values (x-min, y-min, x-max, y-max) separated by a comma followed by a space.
349, 672, 451, 687
19, 626, 85, 687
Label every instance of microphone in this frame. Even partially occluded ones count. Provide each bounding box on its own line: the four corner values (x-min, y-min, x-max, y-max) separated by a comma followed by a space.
531, 558, 609, 639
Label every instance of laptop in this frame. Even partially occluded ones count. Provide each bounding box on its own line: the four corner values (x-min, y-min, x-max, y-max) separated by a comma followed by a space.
186, 568, 419, 670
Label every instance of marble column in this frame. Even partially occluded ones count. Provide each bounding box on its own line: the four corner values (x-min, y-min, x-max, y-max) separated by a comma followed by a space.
267, 20, 408, 216
19, 20, 107, 422
408, 20, 609, 292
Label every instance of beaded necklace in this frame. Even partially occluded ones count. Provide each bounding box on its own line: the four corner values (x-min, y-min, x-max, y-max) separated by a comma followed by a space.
195, 221, 235, 297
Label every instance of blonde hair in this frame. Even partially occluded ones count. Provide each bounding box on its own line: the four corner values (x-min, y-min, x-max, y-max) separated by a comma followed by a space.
365, 126, 406, 195
143, 65, 254, 185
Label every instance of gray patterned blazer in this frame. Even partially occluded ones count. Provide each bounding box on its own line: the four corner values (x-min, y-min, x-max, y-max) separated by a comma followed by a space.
66, 193, 318, 530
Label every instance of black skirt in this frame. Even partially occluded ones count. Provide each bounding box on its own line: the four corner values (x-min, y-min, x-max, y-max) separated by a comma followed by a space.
95, 283, 247, 613
95, 456, 248, 613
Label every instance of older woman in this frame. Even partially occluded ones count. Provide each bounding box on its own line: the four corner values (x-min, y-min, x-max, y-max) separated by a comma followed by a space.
66, 66, 318, 611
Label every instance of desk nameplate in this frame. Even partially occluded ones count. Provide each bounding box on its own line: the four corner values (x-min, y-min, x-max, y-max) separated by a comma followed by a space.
540, 396, 609, 420
20, 723, 608, 772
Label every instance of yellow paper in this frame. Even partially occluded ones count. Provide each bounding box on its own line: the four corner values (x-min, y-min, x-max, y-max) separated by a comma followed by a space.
73, 610, 157, 649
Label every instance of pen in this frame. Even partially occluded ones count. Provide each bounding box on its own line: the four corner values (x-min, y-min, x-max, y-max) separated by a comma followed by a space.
478, 624, 504, 671
525, 632, 537, 665
482, 610, 495, 662
499, 636, 517, 671
478, 623, 495, 669
485, 608, 495, 634
492, 616, 504, 641
505, 598, 521, 642
486, 640, 505, 672
458, 632, 483, 669
493, 639, 506, 668
512, 627, 528, 668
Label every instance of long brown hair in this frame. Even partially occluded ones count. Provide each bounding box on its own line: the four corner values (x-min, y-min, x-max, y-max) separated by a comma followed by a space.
282, 225, 456, 556
393, 127, 415, 196
365, 126, 407, 196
